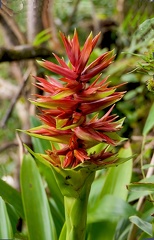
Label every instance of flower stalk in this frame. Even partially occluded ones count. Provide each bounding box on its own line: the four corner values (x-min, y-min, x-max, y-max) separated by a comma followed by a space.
64, 172, 95, 240
64, 194, 89, 240
51, 165, 95, 240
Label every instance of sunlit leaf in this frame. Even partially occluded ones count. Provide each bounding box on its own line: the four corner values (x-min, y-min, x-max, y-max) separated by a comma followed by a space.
128, 182, 154, 192
88, 194, 136, 224
142, 164, 154, 170
20, 153, 57, 240
33, 29, 52, 46
87, 221, 117, 240
143, 103, 154, 136
128, 176, 154, 202
99, 144, 133, 200
129, 216, 152, 236
6, 203, 19, 235
59, 222, 66, 240
30, 117, 64, 217
0, 197, 13, 239
87, 145, 133, 239
0, 179, 24, 219
129, 18, 154, 53
49, 199, 64, 238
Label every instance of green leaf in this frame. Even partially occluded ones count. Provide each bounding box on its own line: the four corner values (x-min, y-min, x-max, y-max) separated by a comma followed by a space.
6, 203, 19, 235
20, 153, 57, 240
88, 194, 136, 224
30, 117, 64, 211
128, 176, 154, 202
49, 199, 64, 238
0, 197, 13, 239
124, 90, 137, 101
143, 103, 154, 136
87, 221, 118, 240
87, 145, 133, 239
127, 182, 154, 193
59, 222, 66, 240
0, 178, 24, 219
33, 28, 52, 46
129, 216, 152, 236
142, 164, 154, 170
25, 137, 64, 237
99, 144, 133, 200
43, 166, 64, 221
105, 132, 127, 143
24, 144, 64, 211
129, 18, 154, 53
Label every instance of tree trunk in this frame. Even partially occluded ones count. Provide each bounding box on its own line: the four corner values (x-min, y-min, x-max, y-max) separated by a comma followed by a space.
27, 0, 45, 43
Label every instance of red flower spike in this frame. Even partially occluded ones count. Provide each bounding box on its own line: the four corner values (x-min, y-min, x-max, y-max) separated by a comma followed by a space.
37, 60, 78, 80
26, 30, 126, 168
52, 53, 69, 69
76, 32, 93, 72
71, 30, 80, 67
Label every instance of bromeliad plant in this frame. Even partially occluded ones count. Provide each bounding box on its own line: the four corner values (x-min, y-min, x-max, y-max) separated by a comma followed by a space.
23, 30, 128, 240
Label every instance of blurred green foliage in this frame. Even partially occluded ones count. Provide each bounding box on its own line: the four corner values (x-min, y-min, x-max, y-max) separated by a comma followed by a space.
0, 0, 154, 239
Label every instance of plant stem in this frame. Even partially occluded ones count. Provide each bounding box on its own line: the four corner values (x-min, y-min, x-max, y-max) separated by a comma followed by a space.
51, 165, 95, 239
64, 172, 95, 240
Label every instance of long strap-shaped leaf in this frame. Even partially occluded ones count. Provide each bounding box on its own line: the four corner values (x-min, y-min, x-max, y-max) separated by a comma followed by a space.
20, 153, 57, 240
0, 197, 13, 239
0, 178, 24, 219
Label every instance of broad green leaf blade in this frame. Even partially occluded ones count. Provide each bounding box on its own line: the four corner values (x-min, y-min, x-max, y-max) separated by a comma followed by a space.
49, 199, 64, 238
20, 153, 57, 240
99, 144, 133, 200
30, 116, 64, 211
37, 159, 64, 214
87, 194, 136, 224
87, 221, 117, 240
24, 144, 64, 214
114, 220, 130, 240
89, 172, 106, 207
129, 216, 152, 236
143, 103, 154, 136
6, 203, 19, 235
0, 197, 13, 239
87, 145, 133, 240
0, 178, 24, 219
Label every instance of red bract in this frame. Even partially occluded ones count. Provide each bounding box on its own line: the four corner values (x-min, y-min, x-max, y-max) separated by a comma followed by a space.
27, 30, 125, 168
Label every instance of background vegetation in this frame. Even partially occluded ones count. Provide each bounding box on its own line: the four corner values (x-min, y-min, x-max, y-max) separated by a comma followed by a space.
0, 0, 154, 239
